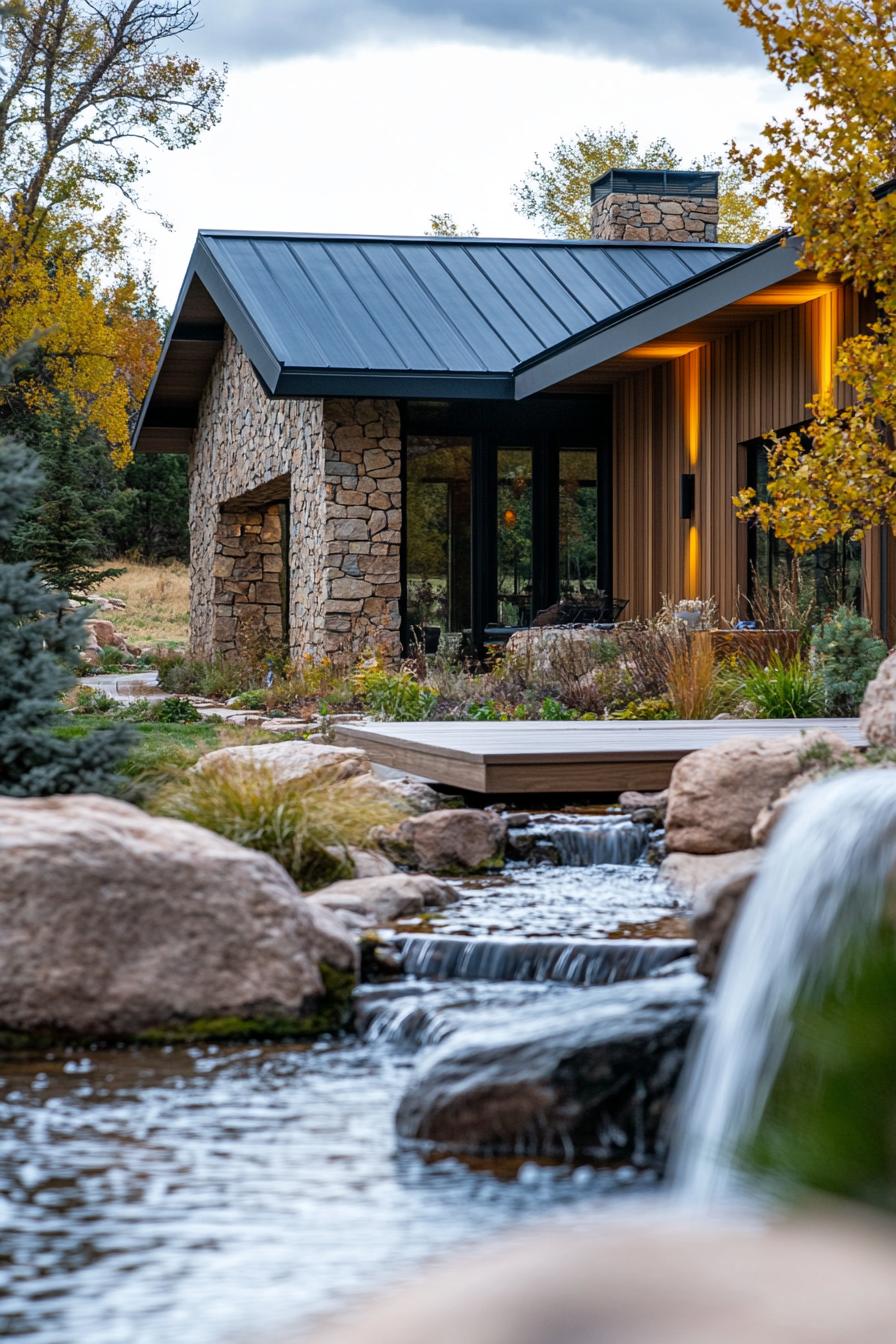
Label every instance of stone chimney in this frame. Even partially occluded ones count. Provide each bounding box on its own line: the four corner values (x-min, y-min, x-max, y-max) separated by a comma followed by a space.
590, 168, 719, 243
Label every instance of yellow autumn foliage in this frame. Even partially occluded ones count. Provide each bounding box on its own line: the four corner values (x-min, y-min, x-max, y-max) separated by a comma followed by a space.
0, 218, 157, 465
728, 0, 896, 554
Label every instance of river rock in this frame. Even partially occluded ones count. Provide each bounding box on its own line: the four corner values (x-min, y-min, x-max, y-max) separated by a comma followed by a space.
306, 873, 458, 932
619, 788, 669, 824
374, 808, 507, 874
194, 738, 372, 784
304, 1210, 896, 1344
861, 649, 896, 747
395, 974, 704, 1159
665, 730, 855, 854
660, 850, 764, 979
346, 847, 397, 877
0, 795, 357, 1047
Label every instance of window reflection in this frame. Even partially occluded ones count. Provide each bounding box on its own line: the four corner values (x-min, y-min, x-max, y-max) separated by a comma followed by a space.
559, 449, 599, 600
406, 436, 472, 650
496, 448, 533, 627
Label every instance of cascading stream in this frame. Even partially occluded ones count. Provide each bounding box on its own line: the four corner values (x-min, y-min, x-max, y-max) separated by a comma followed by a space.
525, 815, 651, 867
396, 933, 694, 986
671, 768, 896, 1205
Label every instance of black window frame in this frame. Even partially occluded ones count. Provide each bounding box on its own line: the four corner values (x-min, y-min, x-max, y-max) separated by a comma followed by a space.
400, 397, 612, 652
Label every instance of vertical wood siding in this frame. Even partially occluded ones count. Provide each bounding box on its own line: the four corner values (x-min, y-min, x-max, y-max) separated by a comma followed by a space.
612, 286, 867, 622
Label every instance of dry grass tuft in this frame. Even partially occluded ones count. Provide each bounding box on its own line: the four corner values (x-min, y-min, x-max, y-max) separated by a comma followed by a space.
665, 636, 720, 719
97, 559, 190, 648
152, 760, 410, 890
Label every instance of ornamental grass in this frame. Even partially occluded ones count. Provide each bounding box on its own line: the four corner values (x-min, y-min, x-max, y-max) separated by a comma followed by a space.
152, 760, 410, 890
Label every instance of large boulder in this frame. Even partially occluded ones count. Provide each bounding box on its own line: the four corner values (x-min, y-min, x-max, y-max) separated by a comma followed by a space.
396, 974, 704, 1159
860, 648, 896, 748
374, 808, 507, 874
305, 873, 458, 932
665, 730, 856, 854
194, 738, 371, 785
661, 850, 764, 980
303, 1211, 896, 1344
0, 795, 357, 1048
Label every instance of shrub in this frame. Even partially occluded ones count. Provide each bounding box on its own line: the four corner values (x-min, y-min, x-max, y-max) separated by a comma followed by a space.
810, 606, 887, 714
156, 650, 255, 700
353, 660, 438, 721
539, 695, 577, 721
71, 685, 119, 715
741, 653, 824, 718
153, 761, 410, 890
154, 695, 202, 724
228, 688, 269, 710
612, 696, 675, 720
96, 645, 128, 672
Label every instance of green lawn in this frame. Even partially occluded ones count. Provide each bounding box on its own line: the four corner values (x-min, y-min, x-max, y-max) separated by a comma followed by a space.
58, 716, 222, 779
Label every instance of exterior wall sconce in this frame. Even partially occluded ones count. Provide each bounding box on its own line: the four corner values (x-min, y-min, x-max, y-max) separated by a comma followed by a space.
680, 473, 696, 519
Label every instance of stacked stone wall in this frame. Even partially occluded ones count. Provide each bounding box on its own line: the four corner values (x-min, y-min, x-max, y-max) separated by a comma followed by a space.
590, 193, 718, 243
190, 329, 402, 663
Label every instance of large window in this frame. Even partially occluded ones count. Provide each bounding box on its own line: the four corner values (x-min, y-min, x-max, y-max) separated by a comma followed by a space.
558, 449, 599, 600
402, 399, 611, 651
747, 437, 862, 611
405, 435, 472, 648
496, 448, 533, 627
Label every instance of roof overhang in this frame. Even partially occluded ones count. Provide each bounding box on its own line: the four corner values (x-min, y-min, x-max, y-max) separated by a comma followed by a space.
512, 233, 804, 398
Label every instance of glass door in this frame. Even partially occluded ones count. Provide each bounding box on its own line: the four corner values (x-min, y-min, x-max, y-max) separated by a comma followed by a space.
495, 448, 534, 628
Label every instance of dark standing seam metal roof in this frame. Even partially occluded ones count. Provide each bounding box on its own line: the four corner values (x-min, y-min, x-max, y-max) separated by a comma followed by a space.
133, 230, 758, 450
198, 231, 743, 394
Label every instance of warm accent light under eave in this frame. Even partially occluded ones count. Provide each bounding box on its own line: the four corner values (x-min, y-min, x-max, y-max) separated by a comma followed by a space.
627, 342, 706, 359
734, 281, 839, 307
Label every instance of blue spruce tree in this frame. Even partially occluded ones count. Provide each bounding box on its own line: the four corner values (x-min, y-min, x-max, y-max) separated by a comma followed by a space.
0, 431, 133, 796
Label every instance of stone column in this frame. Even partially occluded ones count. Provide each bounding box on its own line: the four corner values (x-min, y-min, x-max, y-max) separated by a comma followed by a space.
322, 398, 402, 661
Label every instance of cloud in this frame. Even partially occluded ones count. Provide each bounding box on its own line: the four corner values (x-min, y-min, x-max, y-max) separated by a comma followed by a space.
191, 0, 760, 70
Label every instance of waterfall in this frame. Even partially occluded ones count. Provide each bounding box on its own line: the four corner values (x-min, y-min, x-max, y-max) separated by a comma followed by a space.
398, 933, 693, 986
671, 768, 896, 1204
531, 816, 651, 867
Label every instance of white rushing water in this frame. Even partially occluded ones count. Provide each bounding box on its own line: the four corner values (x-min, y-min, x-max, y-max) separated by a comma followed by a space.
672, 768, 896, 1204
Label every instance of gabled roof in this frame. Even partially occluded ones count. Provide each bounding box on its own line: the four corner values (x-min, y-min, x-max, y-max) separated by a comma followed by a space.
514, 231, 803, 397
134, 231, 744, 450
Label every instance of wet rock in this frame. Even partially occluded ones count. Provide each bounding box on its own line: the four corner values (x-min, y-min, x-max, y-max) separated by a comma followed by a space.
194, 738, 372, 785
395, 974, 704, 1159
661, 850, 763, 979
305, 874, 458, 932
665, 731, 855, 854
304, 1211, 896, 1344
374, 808, 507, 874
0, 795, 357, 1048
619, 789, 669, 825
860, 648, 896, 747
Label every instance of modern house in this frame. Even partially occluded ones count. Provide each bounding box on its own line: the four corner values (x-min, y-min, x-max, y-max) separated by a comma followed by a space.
134, 167, 889, 663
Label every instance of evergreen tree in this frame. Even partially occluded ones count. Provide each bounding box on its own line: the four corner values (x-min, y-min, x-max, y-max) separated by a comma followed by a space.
0, 423, 134, 797
11, 395, 124, 597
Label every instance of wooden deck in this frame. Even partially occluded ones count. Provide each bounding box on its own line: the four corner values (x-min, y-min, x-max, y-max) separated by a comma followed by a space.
333, 718, 865, 795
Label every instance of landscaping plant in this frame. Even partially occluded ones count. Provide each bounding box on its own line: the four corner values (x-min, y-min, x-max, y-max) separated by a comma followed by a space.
0, 428, 133, 795
353, 660, 438, 721
154, 761, 410, 890
741, 653, 825, 719
810, 606, 886, 715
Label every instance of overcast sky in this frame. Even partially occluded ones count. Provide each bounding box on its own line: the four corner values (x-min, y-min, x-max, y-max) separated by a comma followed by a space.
140, 0, 792, 306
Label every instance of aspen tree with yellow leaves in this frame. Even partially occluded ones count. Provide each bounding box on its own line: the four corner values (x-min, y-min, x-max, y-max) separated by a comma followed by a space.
730, 0, 896, 554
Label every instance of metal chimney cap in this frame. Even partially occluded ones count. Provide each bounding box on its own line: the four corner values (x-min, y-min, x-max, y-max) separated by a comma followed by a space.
591, 168, 720, 204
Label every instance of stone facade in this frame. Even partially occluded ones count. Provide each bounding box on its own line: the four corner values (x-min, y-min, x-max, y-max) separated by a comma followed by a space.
591, 192, 719, 243
190, 328, 401, 663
